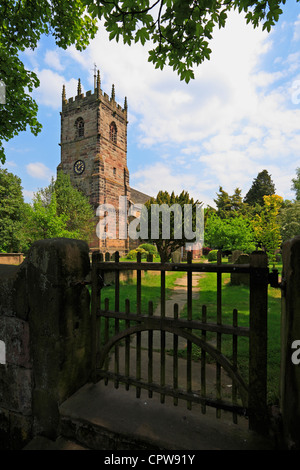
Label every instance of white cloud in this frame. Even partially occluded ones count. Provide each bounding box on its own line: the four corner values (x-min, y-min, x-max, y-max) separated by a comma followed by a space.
23, 189, 35, 203
5, 160, 17, 168
26, 162, 53, 180
131, 162, 213, 206
44, 50, 65, 71
66, 44, 91, 70
32, 69, 78, 109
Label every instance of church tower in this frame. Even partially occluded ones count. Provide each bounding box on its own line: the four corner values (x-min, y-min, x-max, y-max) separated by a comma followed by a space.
58, 70, 130, 254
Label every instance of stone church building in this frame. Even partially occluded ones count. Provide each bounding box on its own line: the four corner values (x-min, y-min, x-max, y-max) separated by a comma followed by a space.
57, 69, 150, 255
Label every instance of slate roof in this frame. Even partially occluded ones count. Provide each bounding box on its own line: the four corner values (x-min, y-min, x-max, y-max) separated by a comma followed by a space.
129, 187, 152, 205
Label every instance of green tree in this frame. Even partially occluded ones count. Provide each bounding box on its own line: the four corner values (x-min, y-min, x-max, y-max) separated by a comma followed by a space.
24, 171, 95, 245
85, 0, 291, 83
140, 190, 202, 263
279, 200, 300, 242
214, 186, 244, 218
0, 1, 295, 163
24, 192, 75, 243
243, 169, 276, 207
54, 171, 94, 240
251, 194, 283, 263
204, 213, 256, 253
291, 167, 300, 201
0, 168, 26, 252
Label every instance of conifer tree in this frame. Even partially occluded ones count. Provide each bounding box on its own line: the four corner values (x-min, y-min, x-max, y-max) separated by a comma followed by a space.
244, 170, 276, 207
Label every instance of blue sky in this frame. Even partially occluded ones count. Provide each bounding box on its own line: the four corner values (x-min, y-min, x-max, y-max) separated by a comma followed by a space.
2, 2, 300, 208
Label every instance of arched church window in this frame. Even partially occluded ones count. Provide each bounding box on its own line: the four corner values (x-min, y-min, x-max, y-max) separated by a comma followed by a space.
109, 121, 117, 144
75, 117, 84, 138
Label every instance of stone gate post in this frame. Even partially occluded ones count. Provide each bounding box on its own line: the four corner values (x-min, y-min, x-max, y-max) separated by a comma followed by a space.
280, 235, 300, 449
28, 238, 92, 439
0, 238, 92, 448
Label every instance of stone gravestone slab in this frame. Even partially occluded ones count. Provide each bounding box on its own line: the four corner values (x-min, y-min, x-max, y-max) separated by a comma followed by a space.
171, 250, 181, 263
230, 253, 250, 286
231, 250, 243, 263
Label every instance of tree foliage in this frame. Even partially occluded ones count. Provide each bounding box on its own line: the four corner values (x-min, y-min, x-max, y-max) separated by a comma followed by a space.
54, 171, 95, 240
141, 190, 202, 262
0, 0, 296, 163
214, 186, 244, 218
279, 200, 300, 243
251, 194, 283, 262
204, 213, 256, 253
24, 191, 74, 243
23, 171, 95, 246
0, 168, 26, 252
84, 0, 292, 83
243, 169, 276, 206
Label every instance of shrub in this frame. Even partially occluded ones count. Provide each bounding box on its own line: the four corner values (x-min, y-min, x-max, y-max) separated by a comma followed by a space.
126, 249, 138, 260
207, 249, 218, 261
202, 247, 212, 256
138, 243, 158, 256
136, 247, 148, 259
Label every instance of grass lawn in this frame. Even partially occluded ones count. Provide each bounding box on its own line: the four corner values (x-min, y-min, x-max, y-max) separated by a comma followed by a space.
100, 269, 185, 313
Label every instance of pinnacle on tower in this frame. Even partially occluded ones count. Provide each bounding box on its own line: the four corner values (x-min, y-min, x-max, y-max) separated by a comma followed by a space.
93, 63, 97, 89
77, 78, 82, 96
62, 84, 66, 102
124, 96, 128, 112
97, 70, 101, 97
111, 84, 115, 101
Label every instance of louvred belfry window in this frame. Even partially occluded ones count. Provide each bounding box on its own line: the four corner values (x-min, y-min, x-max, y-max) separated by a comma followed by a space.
75, 117, 84, 138
110, 121, 117, 143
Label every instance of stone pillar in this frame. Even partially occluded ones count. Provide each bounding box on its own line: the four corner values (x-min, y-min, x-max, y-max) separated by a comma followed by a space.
27, 238, 92, 439
0, 238, 92, 448
280, 235, 300, 449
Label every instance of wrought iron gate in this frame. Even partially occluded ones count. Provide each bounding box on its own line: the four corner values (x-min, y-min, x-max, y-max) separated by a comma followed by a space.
91, 250, 273, 435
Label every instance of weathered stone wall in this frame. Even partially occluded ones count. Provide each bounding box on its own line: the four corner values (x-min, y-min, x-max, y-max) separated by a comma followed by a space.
280, 236, 300, 449
0, 238, 92, 449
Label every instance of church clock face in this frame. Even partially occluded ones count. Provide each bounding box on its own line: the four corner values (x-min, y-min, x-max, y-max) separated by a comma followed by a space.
74, 160, 85, 175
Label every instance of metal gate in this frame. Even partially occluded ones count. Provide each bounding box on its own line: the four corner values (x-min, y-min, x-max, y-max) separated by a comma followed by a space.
91, 250, 274, 435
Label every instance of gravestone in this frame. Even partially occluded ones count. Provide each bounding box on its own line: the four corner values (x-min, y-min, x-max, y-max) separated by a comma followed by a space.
230, 253, 250, 286
171, 250, 181, 263
231, 250, 243, 263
